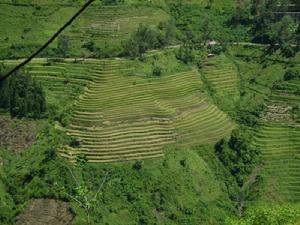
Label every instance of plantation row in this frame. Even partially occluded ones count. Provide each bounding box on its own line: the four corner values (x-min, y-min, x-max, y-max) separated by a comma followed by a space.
58, 59, 234, 163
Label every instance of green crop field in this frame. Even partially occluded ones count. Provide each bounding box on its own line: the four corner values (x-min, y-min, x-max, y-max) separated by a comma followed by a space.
252, 124, 300, 202
250, 65, 300, 203
0, 2, 169, 58
55, 59, 233, 162
1, 57, 234, 163
201, 54, 240, 97
1, 58, 96, 112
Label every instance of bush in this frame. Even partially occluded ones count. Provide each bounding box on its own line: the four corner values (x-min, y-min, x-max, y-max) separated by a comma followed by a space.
123, 23, 175, 58
152, 65, 162, 77
215, 129, 259, 186
176, 45, 195, 64
124, 24, 160, 57
133, 161, 142, 171
57, 35, 69, 57
208, 44, 224, 55
70, 137, 81, 148
283, 69, 300, 81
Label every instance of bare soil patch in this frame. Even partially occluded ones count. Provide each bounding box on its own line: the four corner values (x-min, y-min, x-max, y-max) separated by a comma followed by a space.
15, 199, 74, 225
0, 115, 37, 153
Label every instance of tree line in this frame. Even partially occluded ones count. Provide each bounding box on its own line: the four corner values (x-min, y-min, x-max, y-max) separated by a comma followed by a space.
0, 64, 46, 119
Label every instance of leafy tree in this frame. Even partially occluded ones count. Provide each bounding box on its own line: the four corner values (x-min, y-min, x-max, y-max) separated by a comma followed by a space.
135, 24, 159, 53
283, 68, 300, 81
215, 129, 259, 186
123, 23, 174, 57
57, 35, 70, 57
250, 0, 278, 43
176, 43, 195, 64
233, 0, 251, 23
152, 64, 162, 77
158, 20, 176, 46
133, 161, 143, 171
123, 38, 140, 58
249, 0, 299, 57
266, 16, 298, 57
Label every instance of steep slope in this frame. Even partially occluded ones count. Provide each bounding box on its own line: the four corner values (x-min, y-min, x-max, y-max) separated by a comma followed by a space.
56, 59, 234, 162
1, 58, 96, 111
251, 71, 300, 203
0, 2, 168, 58
201, 54, 240, 97
1, 57, 234, 163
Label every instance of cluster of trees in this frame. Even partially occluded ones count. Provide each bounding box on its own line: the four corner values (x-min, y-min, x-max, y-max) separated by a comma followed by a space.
0, 67, 46, 119
169, 3, 229, 65
176, 44, 195, 64
123, 21, 175, 57
232, 0, 300, 57
283, 68, 300, 81
215, 129, 259, 186
57, 35, 70, 57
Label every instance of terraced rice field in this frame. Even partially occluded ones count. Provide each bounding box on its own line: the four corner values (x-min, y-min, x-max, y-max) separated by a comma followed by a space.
58, 59, 234, 163
1, 58, 234, 163
66, 5, 169, 42
252, 124, 300, 202
201, 54, 240, 97
253, 75, 300, 202
1, 59, 98, 108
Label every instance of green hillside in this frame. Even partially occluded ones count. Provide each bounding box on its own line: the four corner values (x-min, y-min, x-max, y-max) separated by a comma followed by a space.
2, 56, 234, 163
0, 1, 169, 58
0, 0, 300, 224
250, 64, 300, 203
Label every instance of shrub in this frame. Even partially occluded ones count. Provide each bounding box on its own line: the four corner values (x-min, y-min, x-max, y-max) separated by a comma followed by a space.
69, 137, 81, 148
208, 44, 224, 55
176, 45, 195, 64
215, 129, 259, 186
133, 161, 143, 171
152, 65, 162, 77
283, 69, 300, 81
57, 35, 69, 57
123, 23, 174, 58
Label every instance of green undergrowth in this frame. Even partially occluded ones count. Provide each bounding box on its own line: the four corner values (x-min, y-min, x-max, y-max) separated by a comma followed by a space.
0, 1, 169, 59
226, 204, 300, 225
127, 50, 191, 77
0, 123, 237, 225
